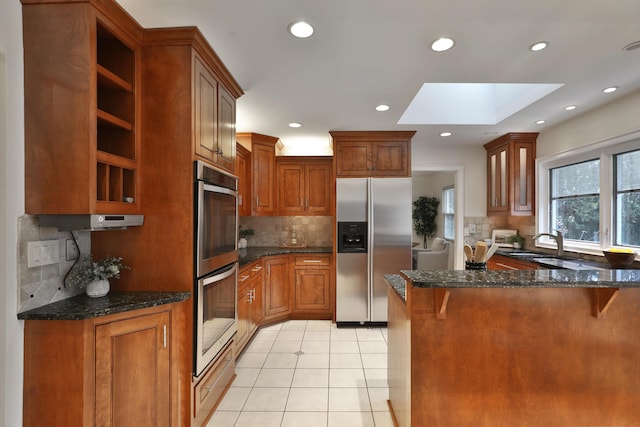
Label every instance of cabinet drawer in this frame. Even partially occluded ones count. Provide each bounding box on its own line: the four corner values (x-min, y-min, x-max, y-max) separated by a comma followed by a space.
193, 341, 235, 419
293, 254, 331, 267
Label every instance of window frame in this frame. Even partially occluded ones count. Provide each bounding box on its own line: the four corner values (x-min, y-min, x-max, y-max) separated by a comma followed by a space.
442, 186, 455, 240
537, 132, 640, 256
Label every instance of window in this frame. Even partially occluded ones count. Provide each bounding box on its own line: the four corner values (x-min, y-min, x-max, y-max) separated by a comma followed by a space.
614, 149, 640, 246
550, 159, 600, 242
538, 135, 640, 255
442, 186, 455, 240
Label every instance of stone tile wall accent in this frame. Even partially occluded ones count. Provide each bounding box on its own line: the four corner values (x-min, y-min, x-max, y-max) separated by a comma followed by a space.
17, 215, 90, 312
238, 216, 333, 247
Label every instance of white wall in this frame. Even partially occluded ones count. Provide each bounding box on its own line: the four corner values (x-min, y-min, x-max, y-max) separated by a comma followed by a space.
411, 141, 486, 217
1, 0, 25, 424
537, 89, 640, 158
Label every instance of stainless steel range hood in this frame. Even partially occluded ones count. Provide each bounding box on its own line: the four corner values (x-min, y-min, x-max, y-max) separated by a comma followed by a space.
38, 214, 144, 231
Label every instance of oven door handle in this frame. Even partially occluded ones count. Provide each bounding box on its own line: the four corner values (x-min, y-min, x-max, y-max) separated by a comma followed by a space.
201, 263, 238, 287
202, 182, 237, 197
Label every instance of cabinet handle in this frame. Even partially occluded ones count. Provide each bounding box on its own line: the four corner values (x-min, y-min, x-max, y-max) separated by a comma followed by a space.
303, 260, 322, 263
238, 194, 243, 206
239, 275, 250, 283
305, 198, 309, 209
256, 197, 259, 207
496, 263, 518, 270
163, 325, 167, 349
246, 290, 253, 303
251, 266, 263, 272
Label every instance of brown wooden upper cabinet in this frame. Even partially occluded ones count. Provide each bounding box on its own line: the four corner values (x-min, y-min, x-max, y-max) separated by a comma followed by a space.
236, 143, 252, 217
276, 157, 333, 216
237, 132, 281, 216
331, 131, 415, 177
22, 0, 144, 214
484, 132, 537, 216
194, 56, 237, 172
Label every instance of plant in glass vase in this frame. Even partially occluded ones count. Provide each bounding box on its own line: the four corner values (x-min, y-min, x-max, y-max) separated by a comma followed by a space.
238, 226, 255, 248
66, 255, 129, 297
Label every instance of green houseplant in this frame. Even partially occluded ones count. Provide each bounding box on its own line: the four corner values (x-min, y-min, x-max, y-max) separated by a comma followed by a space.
507, 234, 525, 249
412, 196, 440, 248
67, 255, 129, 297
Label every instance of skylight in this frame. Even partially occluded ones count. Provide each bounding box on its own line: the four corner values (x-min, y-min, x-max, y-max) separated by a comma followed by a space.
398, 83, 564, 125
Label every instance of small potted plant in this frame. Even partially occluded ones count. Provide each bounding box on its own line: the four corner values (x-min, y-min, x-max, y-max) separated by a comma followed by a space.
507, 234, 525, 249
238, 226, 254, 248
67, 255, 129, 297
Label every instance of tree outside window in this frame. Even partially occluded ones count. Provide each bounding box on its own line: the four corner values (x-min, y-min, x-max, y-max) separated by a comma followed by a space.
615, 149, 640, 246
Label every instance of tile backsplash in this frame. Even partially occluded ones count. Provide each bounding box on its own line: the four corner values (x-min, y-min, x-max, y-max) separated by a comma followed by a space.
17, 215, 90, 312
239, 216, 333, 247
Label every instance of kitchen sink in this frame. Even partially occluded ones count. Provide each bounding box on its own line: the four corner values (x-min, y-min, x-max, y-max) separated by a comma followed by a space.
507, 252, 541, 257
532, 257, 609, 271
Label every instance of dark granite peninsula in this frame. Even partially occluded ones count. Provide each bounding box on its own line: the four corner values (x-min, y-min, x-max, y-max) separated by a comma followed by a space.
386, 270, 640, 427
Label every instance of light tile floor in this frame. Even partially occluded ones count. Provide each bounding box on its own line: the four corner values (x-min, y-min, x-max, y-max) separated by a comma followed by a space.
207, 320, 394, 427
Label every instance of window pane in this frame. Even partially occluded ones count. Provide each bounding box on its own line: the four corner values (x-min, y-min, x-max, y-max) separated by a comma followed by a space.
551, 195, 600, 242
617, 150, 640, 192
442, 187, 455, 214
551, 160, 600, 198
616, 192, 640, 246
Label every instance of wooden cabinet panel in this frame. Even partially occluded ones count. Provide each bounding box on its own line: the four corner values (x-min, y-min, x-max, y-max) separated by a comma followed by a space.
331, 131, 415, 177
23, 305, 173, 427
236, 261, 264, 355
217, 84, 236, 171
236, 143, 251, 217
95, 310, 170, 426
237, 133, 280, 216
23, 2, 142, 214
276, 157, 333, 215
487, 254, 540, 270
484, 133, 537, 216
194, 56, 218, 163
292, 254, 333, 317
263, 256, 291, 321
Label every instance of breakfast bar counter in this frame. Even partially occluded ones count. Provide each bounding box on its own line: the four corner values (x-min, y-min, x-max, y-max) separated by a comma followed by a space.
385, 270, 640, 427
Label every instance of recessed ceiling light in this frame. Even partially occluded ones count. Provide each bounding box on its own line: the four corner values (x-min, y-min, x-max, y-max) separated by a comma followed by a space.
535, 120, 546, 124
440, 132, 452, 137
288, 21, 314, 38
288, 122, 302, 128
603, 86, 618, 93
431, 37, 455, 52
529, 41, 550, 52
375, 104, 390, 112
565, 105, 577, 111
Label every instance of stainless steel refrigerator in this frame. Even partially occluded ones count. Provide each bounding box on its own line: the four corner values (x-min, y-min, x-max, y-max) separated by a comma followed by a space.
336, 178, 412, 325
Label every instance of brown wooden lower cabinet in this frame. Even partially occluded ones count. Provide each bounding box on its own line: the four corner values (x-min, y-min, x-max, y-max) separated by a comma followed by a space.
291, 254, 332, 318
387, 282, 640, 426
263, 255, 291, 323
236, 260, 263, 355
23, 305, 173, 427
192, 341, 235, 427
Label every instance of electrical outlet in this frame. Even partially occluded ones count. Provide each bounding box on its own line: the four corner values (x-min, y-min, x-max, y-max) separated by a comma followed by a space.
66, 238, 80, 261
27, 240, 59, 267
469, 224, 476, 234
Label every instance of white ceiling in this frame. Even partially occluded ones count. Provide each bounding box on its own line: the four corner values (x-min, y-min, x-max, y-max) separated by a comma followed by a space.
117, 0, 640, 150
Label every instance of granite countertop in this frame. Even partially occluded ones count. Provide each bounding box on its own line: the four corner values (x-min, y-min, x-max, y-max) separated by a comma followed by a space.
384, 274, 406, 301
17, 291, 191, 321
401, 269, 640, 290
238, 246, 332, 267
495, 248, 612, 270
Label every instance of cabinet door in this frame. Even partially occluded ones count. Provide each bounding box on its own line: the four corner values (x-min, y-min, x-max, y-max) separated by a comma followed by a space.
372, 140, 410, 176
249, 271, 263, 334
236, 144, 251, 217
335, 141, 372, 177
217, 84, 236, 172
293, 268, 331, 313
95, 310, 170, 427
305, 162, 332, 215
194, 56, 218, 163
486, 144, 509, 214
278, 163, 306, 214
512, 141, 535, 215
252, 142, 276, 215
263, 256, 291, 320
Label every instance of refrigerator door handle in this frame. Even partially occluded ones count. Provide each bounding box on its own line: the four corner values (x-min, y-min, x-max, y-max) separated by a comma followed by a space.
367, 178, 373, 322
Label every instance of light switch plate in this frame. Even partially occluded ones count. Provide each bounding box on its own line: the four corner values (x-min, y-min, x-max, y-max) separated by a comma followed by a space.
469, 224, 476, 234
27, 240, 60, 268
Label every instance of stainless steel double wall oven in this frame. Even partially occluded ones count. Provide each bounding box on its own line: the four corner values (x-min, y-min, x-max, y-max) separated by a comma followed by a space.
194, 161, 238, 377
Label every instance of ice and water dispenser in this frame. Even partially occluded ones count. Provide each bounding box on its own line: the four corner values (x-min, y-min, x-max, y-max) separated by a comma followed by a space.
337, 222, 368, 253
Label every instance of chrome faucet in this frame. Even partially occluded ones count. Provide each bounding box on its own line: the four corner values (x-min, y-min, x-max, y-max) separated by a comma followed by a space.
533, 229, 564, 257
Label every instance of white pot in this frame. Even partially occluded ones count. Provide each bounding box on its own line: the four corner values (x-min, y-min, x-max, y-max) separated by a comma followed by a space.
238, 237, 248, 248
86, 279, 110, 298
512, 242, 522, 249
